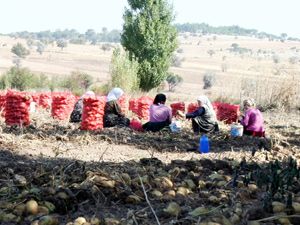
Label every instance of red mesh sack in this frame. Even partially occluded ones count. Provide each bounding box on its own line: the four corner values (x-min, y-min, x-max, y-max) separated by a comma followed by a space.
117, 95, 127, 114
130, 118, 143, 131
51, 93, 76, 120
137, 96, 153, 120
214, 102, 240, 124
129, 98, 139, 114
5, 90, 31, 126
81, 96, 106, 130
31, 93, 40, 103
39, 93, 52, 109
187, 102, 198, 113
170, 102, 185, 117
0, 91, 7, 117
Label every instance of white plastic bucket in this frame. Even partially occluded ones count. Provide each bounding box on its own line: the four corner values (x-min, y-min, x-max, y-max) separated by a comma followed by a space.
230, 124, 243, 137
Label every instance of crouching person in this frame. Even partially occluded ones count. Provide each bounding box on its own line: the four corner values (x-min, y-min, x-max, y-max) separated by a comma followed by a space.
177, 95, 219, 134
104, 87, 130, 127
143, 94, 172, 132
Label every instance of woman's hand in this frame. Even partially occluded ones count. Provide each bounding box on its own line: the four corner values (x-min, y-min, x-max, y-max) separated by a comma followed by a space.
176, 110, 185, 118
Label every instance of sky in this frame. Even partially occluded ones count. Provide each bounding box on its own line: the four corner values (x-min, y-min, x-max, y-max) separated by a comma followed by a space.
0, 0, 299, 37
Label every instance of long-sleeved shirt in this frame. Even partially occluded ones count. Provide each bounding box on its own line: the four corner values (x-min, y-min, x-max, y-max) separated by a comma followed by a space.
240, 108, 264, 132
186, 107, 205, 119
149, 104, 172, 123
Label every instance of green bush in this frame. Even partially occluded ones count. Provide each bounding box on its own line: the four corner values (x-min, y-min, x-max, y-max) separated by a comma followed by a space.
0, 67, 47, 91
61, 71, 94, 95
11, 43, 30, 58
109, 48, 139, 92
203, 72, 216, 89
166, 72, 183, 92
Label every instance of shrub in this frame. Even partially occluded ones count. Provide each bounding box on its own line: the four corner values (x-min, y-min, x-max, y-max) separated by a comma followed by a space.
203, 72, 216, 89
109, 48, 139, 92
171, 54, 182, 67
61, 71, 94, 95
91, 83, 111, 95
176, 48, 184, 53
0, 67, 46, 91
11, 43, 30, 59
289, 56, 298, 64
166, 72, 183, 92
272, 55, 280, 64
101, 43, 112, 52
221, 63, 228, 72
207, 49, 215, 57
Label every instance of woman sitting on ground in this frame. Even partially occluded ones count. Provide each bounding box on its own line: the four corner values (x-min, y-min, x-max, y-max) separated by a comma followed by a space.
239, 98, 265, 137
104, 87, 130, 128
177, 95, 219, 134
142, 93, 172, 132
70, 91, 95, 123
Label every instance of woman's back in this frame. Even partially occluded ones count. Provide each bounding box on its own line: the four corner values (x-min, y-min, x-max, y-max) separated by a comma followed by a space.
149, 104, 171, 123
243, 108, 264, 132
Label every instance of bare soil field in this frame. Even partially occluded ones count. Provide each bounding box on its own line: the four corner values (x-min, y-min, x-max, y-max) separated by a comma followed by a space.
0, 109, 299, 224
0, 34, 300, 224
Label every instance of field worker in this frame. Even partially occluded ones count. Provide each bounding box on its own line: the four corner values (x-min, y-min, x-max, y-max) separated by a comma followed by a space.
104, 87, 130, 127
239, 98, 265, 137
70, 91, 95, 123
177, 95, 219, 134
143, 93, 172, 132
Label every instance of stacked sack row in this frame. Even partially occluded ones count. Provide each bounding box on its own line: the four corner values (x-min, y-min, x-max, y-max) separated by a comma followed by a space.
0, 91, 7, 116
81, 96, 106, 130
51, 93, 76, 120
5, 90, 31, 126
213, 102, 240, 124
117, 95, 127, 114
38, 93, 52, 109
170, 102, 185, 117
137, 96, 153, 120
129, 98, 139, 115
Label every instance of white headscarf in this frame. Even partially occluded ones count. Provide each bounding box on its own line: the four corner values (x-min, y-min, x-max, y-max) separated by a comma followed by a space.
197, 95, 216, 118
81, 91, 95, 99
106, 87, 124, 102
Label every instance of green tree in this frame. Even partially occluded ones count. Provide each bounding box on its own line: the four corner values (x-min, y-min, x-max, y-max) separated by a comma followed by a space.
109, 48, 139, 92
166, 72, 183, 92
0, 67, 41, 91
11, 43, 30, 59
62, 71, 94, 95
36, 42, 45, 55
121, 0, 178, 91
56, 39, 68, 50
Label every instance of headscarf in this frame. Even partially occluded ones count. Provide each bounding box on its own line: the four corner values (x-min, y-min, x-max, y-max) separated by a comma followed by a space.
243, 98, 256, 107
197, 95, 216, 118
106, 87, 124, 102
80, 91, 95, 99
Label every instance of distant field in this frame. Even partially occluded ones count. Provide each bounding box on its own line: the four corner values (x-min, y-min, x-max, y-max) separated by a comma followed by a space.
1, 34, 300, 104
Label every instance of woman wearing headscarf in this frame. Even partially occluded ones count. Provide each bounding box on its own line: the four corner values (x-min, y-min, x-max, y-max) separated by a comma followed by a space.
70, 91, 95, 123
239, 98, 265, 137
177, 95, 218, 134
142, 93, 172, 132
104, 87, 130, 127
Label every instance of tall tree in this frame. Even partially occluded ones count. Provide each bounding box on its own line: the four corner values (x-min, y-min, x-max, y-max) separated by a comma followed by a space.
11, 43, 30, 59
121, 0, 177, 91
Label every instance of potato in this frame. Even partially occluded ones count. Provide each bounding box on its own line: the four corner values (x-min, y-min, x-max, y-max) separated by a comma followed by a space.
26, 200, 39, 215
39, 215, 59, 225
163, 202, 181, 217
272, 201, 285, 213
74, 217, 87, 225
